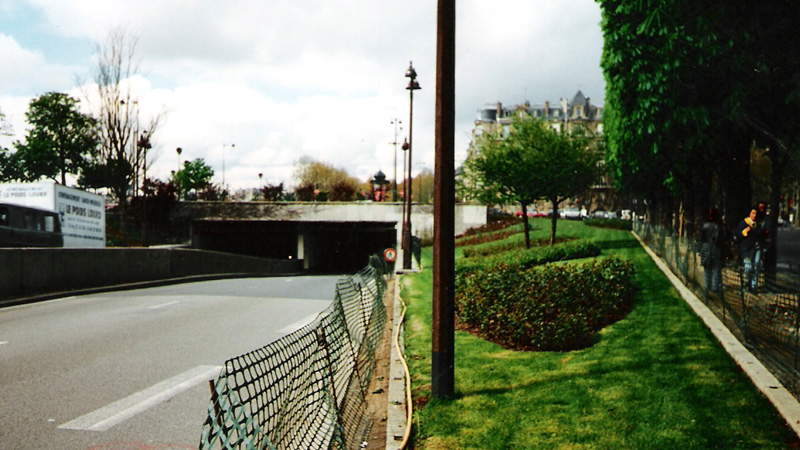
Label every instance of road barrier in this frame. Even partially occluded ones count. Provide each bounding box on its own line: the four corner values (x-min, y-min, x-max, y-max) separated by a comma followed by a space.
633, 221, 800, 398
198, 256, 387, 450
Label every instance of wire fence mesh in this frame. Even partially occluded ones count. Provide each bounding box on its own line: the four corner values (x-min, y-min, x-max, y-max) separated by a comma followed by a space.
199, 256, 388, 450
633, 221, 800, 398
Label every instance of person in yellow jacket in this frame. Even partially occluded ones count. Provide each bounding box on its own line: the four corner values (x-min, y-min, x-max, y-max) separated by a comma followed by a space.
735, 207, 766, 292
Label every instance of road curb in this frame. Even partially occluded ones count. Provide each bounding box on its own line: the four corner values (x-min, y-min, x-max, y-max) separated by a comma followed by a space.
634, 231, 800, 438
385, 273, 411, 449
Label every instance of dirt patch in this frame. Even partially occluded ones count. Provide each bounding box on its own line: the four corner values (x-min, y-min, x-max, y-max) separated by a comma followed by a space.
363, 278, 395, 449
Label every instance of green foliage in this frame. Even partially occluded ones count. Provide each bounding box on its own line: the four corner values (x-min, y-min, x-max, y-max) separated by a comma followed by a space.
13, 92, 98, 184
584, 217, 633, 230
456, 238, 601, 277
455, 257, 636, 351
463, 116, 600, 246
598, 1, 800, 225
174, 158, 214, 197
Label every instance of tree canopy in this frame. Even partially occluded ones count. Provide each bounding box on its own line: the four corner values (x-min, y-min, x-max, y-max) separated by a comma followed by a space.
13, 92, 98, 185
173, 158, 215, 198
598, 0, 800, 231
463, 116, 600, 246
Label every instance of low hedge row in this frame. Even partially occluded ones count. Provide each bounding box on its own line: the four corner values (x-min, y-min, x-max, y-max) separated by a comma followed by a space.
456, 239, 601, 276
455, 257, 637, 351
462, 237, 573, 258
456, 229, 522, 248
584, 217, 633, 231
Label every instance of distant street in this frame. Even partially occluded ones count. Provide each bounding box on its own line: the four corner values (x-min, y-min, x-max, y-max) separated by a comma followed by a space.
0, 275, 342, 449
776, 226, 800, 273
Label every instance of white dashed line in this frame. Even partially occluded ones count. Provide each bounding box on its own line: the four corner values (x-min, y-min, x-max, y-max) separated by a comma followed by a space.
58, 365, 221, 432
147, 301, 179, 310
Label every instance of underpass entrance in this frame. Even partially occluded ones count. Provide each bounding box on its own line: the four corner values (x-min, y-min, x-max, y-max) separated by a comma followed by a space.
191, 220, 397, 273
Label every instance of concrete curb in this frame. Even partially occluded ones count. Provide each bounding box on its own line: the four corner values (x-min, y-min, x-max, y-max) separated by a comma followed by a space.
634, 232, 800, 437
385, 272, 412, 450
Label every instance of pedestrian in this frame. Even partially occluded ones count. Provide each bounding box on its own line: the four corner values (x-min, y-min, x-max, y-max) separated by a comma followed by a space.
735, 206, 766, 293
698, 207, 723, 292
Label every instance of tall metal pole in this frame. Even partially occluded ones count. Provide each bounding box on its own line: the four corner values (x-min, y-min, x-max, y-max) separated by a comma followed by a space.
391, 119, 402, 202
403, 63, 420, 270
432, 0, 456, 399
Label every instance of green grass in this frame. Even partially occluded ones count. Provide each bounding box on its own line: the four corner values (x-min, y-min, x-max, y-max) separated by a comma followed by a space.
402, 218, 799, 450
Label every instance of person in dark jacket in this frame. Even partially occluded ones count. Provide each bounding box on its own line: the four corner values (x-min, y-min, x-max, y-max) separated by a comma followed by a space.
735, 206, 766, 292
699, 208, 723, 292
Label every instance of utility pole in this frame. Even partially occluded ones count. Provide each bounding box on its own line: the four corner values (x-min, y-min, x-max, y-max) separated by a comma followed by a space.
432, 0, 456, 399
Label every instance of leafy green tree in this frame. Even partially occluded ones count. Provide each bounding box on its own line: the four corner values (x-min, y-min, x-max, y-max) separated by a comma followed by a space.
464, 116, 600, 246
598, 0, 800, 235
13, 92, 97, 184
174, 158, 214, 199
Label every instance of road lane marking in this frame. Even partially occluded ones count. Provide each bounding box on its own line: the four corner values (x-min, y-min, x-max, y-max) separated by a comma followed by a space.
147, 301, 180, 310
277, 314, 319, 334
58, 365, 222, 432
0, 341, 8, 346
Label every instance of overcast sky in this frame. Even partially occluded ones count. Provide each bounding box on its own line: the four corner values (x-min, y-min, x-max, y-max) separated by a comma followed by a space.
0, 0, 605, 191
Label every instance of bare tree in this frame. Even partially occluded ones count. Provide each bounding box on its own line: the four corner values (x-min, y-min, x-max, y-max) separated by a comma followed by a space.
82, 27, 163, 229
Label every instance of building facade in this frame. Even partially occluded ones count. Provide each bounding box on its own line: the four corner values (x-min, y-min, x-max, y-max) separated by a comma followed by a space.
465, 91, 618, 213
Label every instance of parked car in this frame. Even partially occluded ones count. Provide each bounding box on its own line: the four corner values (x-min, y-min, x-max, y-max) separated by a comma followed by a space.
561, 207, 583, 220
591, 209, 616, 219
515, 208, 544, 218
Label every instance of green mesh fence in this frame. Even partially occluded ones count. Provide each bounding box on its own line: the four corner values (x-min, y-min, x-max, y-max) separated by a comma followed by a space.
634, 221, 800, 397
199, 256, 388, 450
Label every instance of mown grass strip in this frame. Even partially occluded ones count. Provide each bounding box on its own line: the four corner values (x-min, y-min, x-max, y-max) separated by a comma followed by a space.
402, 219, 799, 449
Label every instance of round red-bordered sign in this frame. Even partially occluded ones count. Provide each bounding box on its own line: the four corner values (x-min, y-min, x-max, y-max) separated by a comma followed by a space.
383, 248, 397, 262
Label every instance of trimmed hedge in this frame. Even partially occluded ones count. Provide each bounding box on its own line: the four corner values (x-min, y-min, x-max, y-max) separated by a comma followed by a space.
462, 237, 573, 258
455, 257, 637, 351
456, 239, 601, 276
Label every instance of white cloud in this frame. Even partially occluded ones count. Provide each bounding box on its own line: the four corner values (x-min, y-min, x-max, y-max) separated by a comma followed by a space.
1, 0, 605, 192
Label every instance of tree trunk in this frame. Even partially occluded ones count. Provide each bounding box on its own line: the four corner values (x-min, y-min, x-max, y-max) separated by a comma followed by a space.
520, 203, 531, 249
550, 197, 559, 245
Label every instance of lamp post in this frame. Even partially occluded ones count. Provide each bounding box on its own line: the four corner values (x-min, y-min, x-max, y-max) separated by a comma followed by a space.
137, 131, 151, 245
222, 143, 235, 191
391, 119, 402, 202
403, 62, 420, 270
176, 147, 182, 172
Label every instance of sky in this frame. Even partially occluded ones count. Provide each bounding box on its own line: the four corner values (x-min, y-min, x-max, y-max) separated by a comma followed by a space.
0, 0, 606, 192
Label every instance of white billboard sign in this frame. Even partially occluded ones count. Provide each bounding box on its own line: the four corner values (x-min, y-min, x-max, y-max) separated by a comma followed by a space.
0, 182, 105, 248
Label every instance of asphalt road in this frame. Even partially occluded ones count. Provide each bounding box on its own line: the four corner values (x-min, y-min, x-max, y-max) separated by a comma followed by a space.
0, 275, 343, 449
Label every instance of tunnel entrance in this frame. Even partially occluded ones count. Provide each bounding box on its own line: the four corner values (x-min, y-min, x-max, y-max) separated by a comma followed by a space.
190, 220, 397, 274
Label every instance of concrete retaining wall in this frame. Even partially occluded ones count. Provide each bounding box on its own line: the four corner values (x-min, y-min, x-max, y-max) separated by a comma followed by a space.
0, 248, 301, 301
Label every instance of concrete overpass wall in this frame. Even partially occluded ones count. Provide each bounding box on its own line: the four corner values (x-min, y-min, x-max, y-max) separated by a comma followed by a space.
175, 202, 487, 241
0, 248, 300, 301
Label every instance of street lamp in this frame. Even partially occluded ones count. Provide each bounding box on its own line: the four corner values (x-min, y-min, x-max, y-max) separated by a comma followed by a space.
391, 119, 402, 202
222, 143, 235, 191
176, 147, 182, 172
403, 61, 420, 270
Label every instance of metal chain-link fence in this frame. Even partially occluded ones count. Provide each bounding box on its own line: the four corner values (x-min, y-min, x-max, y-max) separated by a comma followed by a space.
633, 221, 800, 397
199, 256, 388, 450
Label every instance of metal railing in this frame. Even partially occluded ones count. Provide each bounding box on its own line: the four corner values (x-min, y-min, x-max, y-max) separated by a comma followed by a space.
633, 221, 800, 397
199, 256, 388, 450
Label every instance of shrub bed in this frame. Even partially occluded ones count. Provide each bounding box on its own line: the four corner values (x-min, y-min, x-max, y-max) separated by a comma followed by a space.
584, 217, 633, 231
456, 239, 601, 276
456, 229, 522, 248
455, 257, 636, 351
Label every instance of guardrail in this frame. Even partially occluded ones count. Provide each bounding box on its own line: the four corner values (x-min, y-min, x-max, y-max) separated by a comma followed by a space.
199, 256, 388, 450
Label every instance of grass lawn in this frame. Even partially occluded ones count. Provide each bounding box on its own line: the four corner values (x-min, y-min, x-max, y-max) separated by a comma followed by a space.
402, 218, 800, 450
